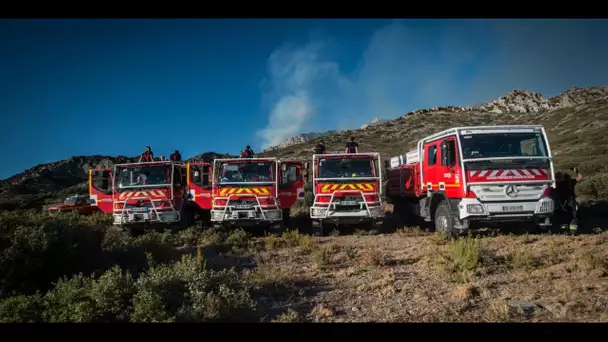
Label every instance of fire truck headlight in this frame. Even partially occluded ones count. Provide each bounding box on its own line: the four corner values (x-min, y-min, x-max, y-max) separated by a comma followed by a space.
467, 204, 485, 214
265, 210, 281, 220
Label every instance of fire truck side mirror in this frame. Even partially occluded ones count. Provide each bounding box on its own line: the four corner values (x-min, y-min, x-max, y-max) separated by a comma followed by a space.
281, 163, 287, 172
304, 162, 310, 170
101, 170, 110, 178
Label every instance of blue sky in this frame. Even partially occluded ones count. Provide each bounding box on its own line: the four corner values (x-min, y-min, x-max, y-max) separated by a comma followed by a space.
1, 19, 608, 180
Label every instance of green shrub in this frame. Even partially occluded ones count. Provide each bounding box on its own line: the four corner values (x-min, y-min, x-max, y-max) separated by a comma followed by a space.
131, 254, 257, 323
0, 293, 45, 323
42, 266, 135, 322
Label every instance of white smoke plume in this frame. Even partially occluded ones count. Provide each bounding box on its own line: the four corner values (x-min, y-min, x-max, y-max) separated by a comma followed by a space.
257, 19, 608, 149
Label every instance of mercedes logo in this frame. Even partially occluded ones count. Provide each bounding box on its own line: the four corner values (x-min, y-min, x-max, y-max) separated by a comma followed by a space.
505, 185, 519, 198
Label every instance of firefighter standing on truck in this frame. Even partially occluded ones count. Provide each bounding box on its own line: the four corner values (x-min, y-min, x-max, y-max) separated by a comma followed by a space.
554, 167, 583, 234
313, 140, 326, 154
240, 145, 254, 158
170, 150, 182, 161
139, 146, 154, 162
345, 137, 359, 154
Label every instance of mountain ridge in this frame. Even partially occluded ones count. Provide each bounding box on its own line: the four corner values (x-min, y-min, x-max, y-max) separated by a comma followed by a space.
2, 85, 607, 209
263, 86, 608, 151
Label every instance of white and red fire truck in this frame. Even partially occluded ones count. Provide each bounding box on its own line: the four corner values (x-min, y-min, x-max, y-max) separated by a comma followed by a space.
89, 161, 192, 231
384, 125, 555, 236
309, 152, 384, 235
210, 157, 306, 234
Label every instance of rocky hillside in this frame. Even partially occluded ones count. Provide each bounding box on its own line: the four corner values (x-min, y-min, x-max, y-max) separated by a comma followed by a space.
264, 86, 608, 153
2, 85, 607, 211
0, 152, 236, 211
260, 86, 608, 202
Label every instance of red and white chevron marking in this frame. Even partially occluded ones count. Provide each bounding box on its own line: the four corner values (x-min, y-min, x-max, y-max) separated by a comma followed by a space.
119, 190, 166, 199
468, 168, 549, 180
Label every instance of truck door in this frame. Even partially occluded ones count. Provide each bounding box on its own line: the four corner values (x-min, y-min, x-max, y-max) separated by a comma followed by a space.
172, 165, 187, 209
438, 137, 462, 197
422, 142, 440, 192
278, 160, 304, 209
89, 168, 113, 214
188, 162, 213, 209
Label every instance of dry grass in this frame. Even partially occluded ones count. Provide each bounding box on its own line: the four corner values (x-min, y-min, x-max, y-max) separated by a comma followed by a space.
216, 227, 608, 322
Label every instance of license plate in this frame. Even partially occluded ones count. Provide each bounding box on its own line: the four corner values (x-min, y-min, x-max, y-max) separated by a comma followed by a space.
339, 201, 357, 205
131, 207, 148, 213
234, 205, 251, 209
502, 205, 523, 212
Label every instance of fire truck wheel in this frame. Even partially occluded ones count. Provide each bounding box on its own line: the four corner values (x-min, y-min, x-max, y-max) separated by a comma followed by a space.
434, 201, 456, 238
283, 208, 291, 226
312, 220, 324, 236
267, 222, 285, 236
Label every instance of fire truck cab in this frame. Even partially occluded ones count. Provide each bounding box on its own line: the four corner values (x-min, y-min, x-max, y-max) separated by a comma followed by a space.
48, 194, 99, 216
385, 125, 555, 236
186, 161, 213, 226
89, 167, 114, 215
92, 161, 192, 230
309, 152, 384, 235
210, 157, 306, 234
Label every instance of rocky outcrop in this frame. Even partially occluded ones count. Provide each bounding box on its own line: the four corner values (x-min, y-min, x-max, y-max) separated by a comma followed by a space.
263, 131, 339, 152
477, 86, 608, 114
361, 118, 389, 129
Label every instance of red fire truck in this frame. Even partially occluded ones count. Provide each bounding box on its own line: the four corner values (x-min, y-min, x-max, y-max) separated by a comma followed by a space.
89, 161, 192, 231
186, 161, 213, 227
48, 194, 100, 216
384, 125, 555, 236
210, 157, 306, 234
308, 152, 384, 235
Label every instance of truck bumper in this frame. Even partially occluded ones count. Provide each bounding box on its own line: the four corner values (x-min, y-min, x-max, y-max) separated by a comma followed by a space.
310, 205, 384, 225
113, 210, 180, 225
210, 208, 282, 226
457, 197, 554, 223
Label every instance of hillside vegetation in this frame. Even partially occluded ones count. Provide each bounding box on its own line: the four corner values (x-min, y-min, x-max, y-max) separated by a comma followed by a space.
1, 86, 607, 322
261, 90, 608, 203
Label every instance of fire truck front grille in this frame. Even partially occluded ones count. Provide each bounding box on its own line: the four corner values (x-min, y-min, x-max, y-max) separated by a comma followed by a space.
229, 200, 258, 209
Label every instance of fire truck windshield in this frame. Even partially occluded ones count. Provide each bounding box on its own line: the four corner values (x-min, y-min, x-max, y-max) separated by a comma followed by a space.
116, 165, 171, 189
318, 157, 375, 178
217, 162, 274, 183
63, 197, 77, 205
460, 132, 548, 160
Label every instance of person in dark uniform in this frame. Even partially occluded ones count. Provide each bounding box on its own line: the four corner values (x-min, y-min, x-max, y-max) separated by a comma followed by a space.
170, 150, 182, 161
345, 136, 359, 154
313, 140, 326, 154
554, 167, 583, 234
139, 146, 154, 162
240, 145, 254, 158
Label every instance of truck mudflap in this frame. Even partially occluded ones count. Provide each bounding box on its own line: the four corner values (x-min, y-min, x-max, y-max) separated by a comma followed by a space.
310, 189, 384, 222
210, 193, 283, 226
113, 194, 181, 225
456, 197, 554, 222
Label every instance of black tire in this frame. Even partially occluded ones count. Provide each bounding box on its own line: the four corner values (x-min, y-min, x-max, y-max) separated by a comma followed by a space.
283, 208, 291, 227
434, 201, 457, 238
267, 221, 285, 236
312, 219, 324, 236
383, 181, 393, 204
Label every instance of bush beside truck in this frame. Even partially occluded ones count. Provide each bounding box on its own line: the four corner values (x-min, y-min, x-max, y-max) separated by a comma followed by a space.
0, 211, 257, 323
